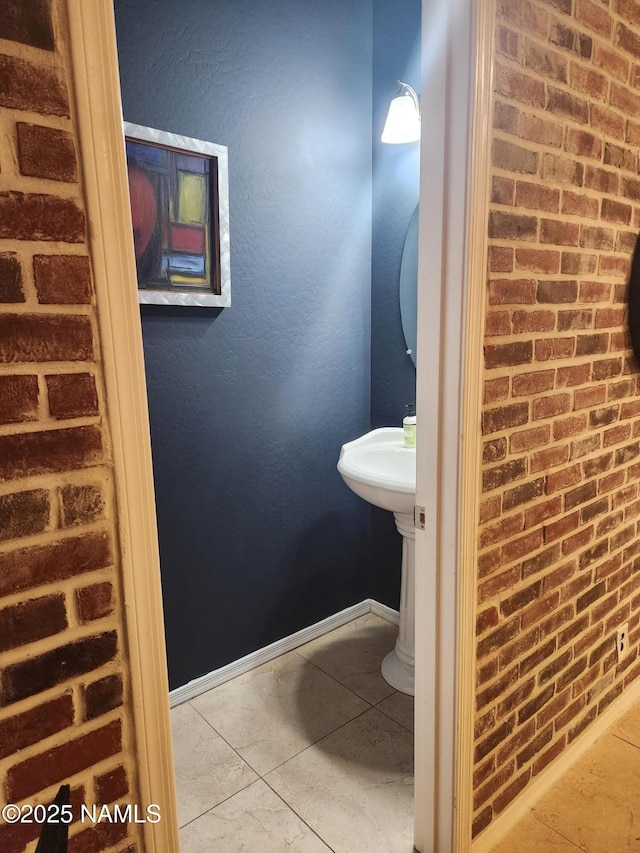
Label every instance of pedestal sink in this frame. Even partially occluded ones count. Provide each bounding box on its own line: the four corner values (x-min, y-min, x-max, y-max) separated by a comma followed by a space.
337, 428, 417, 695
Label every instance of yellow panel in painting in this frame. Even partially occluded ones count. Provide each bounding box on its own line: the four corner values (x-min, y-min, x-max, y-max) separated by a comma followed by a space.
178, 172, 206, 224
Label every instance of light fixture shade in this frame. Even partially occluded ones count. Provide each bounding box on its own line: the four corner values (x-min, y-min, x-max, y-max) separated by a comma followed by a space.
381, 84, 421, 144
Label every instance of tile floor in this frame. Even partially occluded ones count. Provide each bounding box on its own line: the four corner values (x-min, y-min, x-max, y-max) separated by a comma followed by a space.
490, 699, 640, 853
171, 613, 416, 852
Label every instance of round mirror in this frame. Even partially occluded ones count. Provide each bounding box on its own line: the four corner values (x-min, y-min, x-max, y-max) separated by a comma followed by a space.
399, 204, 418, 366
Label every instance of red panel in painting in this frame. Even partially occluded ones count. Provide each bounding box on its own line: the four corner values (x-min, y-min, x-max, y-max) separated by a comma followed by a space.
170, 223, 206, 255
127, 166, 157, 258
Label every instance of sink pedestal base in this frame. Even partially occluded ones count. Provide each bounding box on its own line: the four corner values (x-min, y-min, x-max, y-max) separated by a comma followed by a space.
381, 510, 415, 696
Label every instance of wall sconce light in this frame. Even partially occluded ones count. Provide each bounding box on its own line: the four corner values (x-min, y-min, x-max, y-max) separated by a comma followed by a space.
381, 81, 421, 144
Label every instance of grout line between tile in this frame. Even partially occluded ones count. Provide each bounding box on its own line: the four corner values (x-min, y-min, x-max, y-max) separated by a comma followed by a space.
531, 813, 589, 852
259, 777, 339, 853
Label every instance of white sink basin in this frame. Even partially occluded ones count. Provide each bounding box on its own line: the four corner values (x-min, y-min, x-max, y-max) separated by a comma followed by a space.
337, 427, 416, 514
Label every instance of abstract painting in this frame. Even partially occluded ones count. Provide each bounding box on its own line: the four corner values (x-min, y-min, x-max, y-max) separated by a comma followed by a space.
123, 123, 230, 307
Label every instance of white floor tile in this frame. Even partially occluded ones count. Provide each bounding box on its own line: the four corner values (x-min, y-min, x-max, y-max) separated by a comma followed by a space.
180, 779, 332, 852
297, 613, 398, 705
171, 702, 258, 827
266, 708, 414, 853
191, 649, 369, 775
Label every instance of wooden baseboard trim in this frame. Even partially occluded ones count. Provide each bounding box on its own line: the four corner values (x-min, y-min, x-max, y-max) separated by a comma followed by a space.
169, 599, 399, 707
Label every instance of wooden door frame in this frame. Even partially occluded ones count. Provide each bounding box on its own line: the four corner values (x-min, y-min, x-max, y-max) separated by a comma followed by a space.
413, 0, 492, 850
66, 2, 180, 849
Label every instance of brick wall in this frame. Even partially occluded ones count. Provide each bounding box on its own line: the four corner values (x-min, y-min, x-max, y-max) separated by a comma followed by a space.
0, 2, 141, 851
474, 0, 640, 838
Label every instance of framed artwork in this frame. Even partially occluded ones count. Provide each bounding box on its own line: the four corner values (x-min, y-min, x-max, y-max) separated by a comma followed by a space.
123, 122, 230, 307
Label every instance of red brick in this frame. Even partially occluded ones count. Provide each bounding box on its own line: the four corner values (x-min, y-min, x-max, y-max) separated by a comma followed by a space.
488, 278, 537, 304
518, 113, 564, 148
533, 735, 566, 776
601, 199, 632, 226
493, 140, 539, 174
488, 246, 514, 273
0, 54, 69, 116
0, 595, 67, 652
0, 693, 74, 759
501, 529, 543, 563
492, 176, 515, 205
33, 254, 92, 304
546, 88, 589, 124
0, 314, 93, 363
576, 0, 613, 37
531, 444, 570, 474
585, 167, 619, 196
599, 255, 631, 277
540, 219, 580, 246
510, 426, 550, 453
0, 530, 112, 598
515, 248, 560, 273
489, 211, 538, 241
524, 41, 568, 83
561, 191, 599, 219
515, 181, 559, 211
46, 373, 99, 419
496, 26, 521, 62
0, 0, 55, 50
0, 192, 84, 242
485, 341, 533, 368
532, 393, 571, 420
575, 333, 609, 355
535, 337, 575, 361
76, 581, 114, 623
512, 370, 554, 396
0, 631, 118, 706
579, 281, 611, 302
592, 107, 625, 139
557, 310, 593, 331
541, 153, 584, 186
485, 376, 510, 403
83, 673, 123, 720
574, 385, 607, 409
525, 495, 563, 528
60, 483, 105, 526
0, 488, 49, 542
0, 374, 39, 423
0, 252, 24, 302
7, 719, 121, 801
17, 123, 78, 182
615, 22, 640, 59
67, 816, 128, 853
95, 765, 129, 805
486, 310, 511, 336
483, 459, 528, 492
603, 142, 636, 171
560, 252, 598, 275
512, 310, 555, 333
537, 280, 578, 303
544, 511, 580, 544
568, 128, 603, 160
0, 425, 102, 481
593, 43, 630, 80
494, 61, 545, 108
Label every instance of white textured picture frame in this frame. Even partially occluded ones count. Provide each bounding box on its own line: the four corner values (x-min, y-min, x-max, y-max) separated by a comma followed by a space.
123, 122, 231, 307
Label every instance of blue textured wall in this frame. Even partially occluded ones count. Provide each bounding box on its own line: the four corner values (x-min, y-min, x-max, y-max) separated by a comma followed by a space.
115, 0, 373, 690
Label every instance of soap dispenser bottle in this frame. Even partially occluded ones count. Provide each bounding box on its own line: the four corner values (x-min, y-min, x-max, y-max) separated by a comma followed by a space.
403, 404, 416, 448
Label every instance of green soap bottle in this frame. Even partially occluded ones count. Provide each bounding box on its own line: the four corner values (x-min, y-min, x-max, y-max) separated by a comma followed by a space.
403, 404, 416, 448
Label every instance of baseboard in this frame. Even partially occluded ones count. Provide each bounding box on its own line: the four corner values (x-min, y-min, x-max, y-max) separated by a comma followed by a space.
472, 675, 640, 853
169, 598, 399, 707
370, 599, 401, 625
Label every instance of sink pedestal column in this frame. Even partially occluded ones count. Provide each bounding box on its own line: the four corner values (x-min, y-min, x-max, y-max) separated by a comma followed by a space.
381, 510, 415, 696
